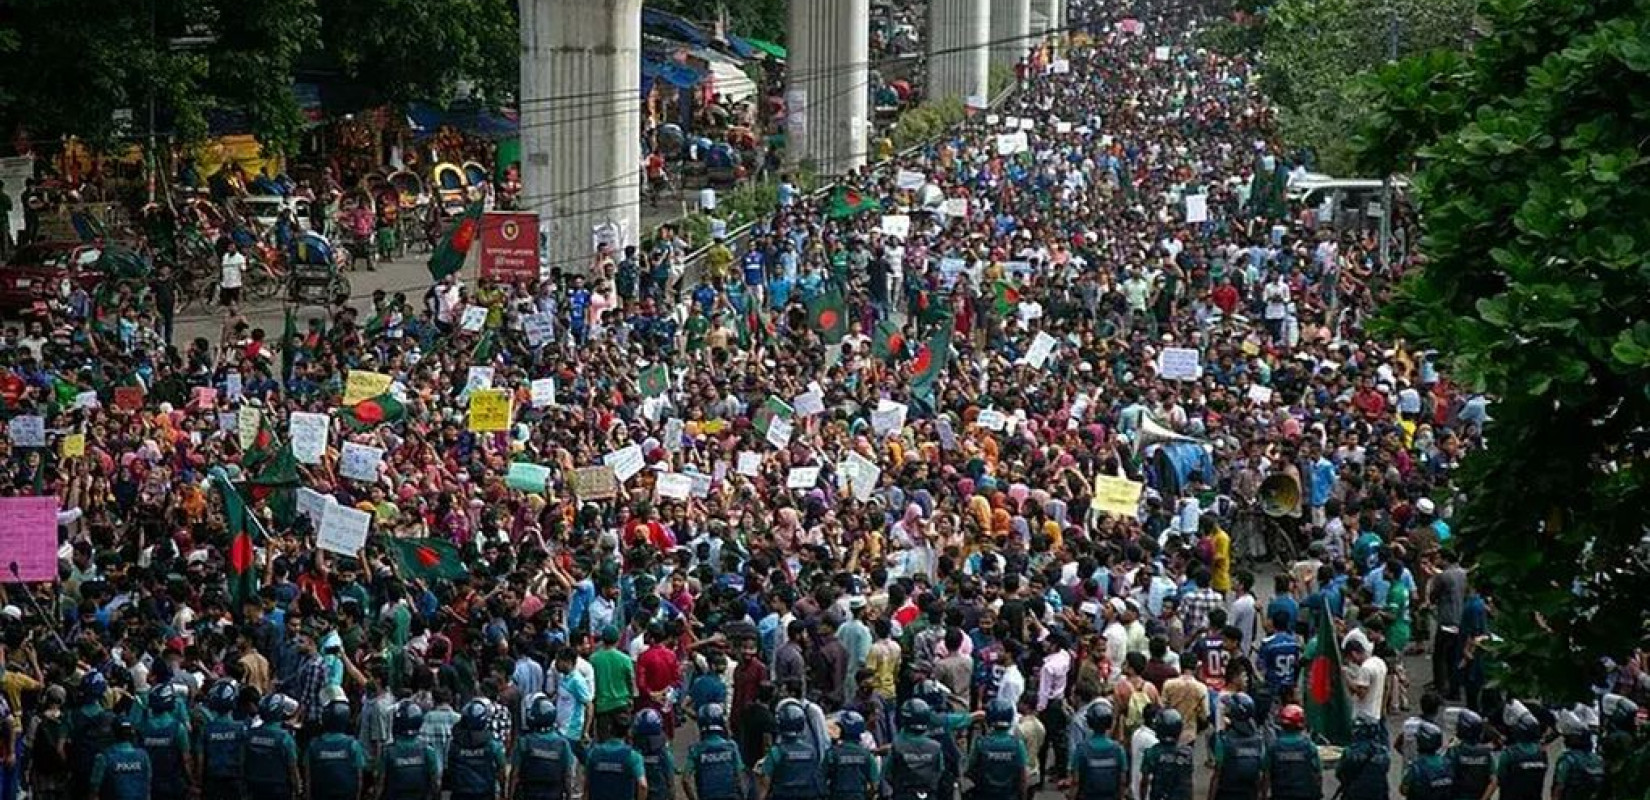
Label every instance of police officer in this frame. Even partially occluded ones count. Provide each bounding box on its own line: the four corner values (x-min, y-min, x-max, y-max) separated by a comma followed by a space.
1444, 711, 1492, 800
511, 694, 576, 800
584, 712, 647, 800
197, 680, 249, 800
883, 700, 943, 800
757, 702, 823, 800
1552, 714, 1605, 800
825, 711, 878, 800
1335, 715, 1392, 800
1071, 700, 1127, 800
90, 720, 152, 800
632, 710, 675, 800
915, 681, 968, 800
69, 672, 115, 800
447, 699, 508, 800
306, 700, 367, 800
1138, 709, 1194, 800
140, 684, 194, 800
1264, 705, 1320, 800
1600, 695, 1642, 798
377, 701, 440, 800
245, 694, 301, 800
1487, 709, 1547, 800
1209, 693, 1265, 800
682, 704, 745, 800
1400, 722, 1453, 800
964, 700, 1025, 800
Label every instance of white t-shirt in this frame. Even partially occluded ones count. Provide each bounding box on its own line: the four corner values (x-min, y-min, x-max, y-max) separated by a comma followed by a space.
1351, 655, 1389, 720
220, 252, 247, 289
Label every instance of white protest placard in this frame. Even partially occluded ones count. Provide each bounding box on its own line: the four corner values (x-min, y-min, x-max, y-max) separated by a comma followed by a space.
896, 170, 926, 191
737, 451, 763, 477
871, 400, 908, 437
7, 415, 44, 448
686, 470, 713, 499
1154, 45, 1171, 61
1018, 118, 1035, 131
1159, 347, 1201, 380
655, 472, 692, 500
289, 412, 330, 464
523, 313, 554, 347
766, 417, 794, 449
225, 372, 243, 401
793, 390, 825, 418
1052, 58, 1071, 74
936, 418, 958, 450
465, 366, 495, 393
1056, 121, 1073, 135
460, 305, 487, 332
297, 487, 335, 526
338, 442, 385, 482
74, 391, 99, 410
1004, 116, 1021, 129
985, 113, 1000, 125
1184, 193, 1209, 224
530, 378, 556, 408
603, 444, 646, 482
997, 132, 1028, 155
940, 198, 969, 218
318, 503, 372, 557
237, 407, 262, 450
843, 452, 882, 501
880, 215, 910, 239
1248, 384, 1275, 405
1025, 331, 1059, 369
966, 94, 988, 110
786, 466, 821, 489
662, 418, 684, 452
977, 409, 1008, 431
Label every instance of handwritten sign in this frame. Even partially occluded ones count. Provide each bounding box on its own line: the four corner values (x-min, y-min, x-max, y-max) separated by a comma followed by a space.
940, 198, 969, 218
7, 416, 44, 448
997, 132, 1028, 155
237, 407, 262, 450
880, 215, 910, 239
530, 378, 556, 409
338, 442, 385, 482
506, 462, 551, 493
193, 386, 218, 409
793, 390, 825, 418
467, 389, 513, 432
344, 370, 393, 405
977, 409, 1008, 431
225, 372, 243, 401
60, 433, 86, 459
1159, 347, 1201, 381
1025, 331, 1059, 369
1154, 45, 1171, 61
1093, 475, 1145, 517
460, 305, 487, 332
603, 444, 646, 482
219, 412, 238, 433
896, 170, 926, 190
1248, 384, 1275, 405
842, 452, 882, 502
571, 465, 619, 500
0, 497, 59, 581
936, 419, 958, 450
318, 503, 372, 557
465, 367, 495, 393
871, 400, 908, 437
786, 466, 821, 489
766, 417, 794, 449
289, 412, 329, 464
74, 391, 99, 410
736, 451, 763, 477
297, 487, 335, 526
655, 472, 693, 500
1184, 193, 1209, 224
523, 313, 554, 347
686, 470, 713, 499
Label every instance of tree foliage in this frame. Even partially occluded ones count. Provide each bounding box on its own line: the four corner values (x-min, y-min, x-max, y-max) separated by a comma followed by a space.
1357, 0, 1650, 699
320, 0, 518, 106
648, 0, 787, 44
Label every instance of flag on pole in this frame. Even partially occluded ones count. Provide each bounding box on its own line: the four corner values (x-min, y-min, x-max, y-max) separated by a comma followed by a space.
213, 474, 261, 611
910, 325, 953, 402
385, 537, 470, 583
427, 203, 483, 281
826, 186, 881, 220
872, 318, 907, 363
1303, 597, 1353, 745
992, 280, 1021, 317
807, 290, 848, 344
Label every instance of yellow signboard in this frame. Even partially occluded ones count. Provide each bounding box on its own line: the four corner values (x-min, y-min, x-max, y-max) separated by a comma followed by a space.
1092, 475, 1144, 517
343, 370, 393, 406
468, 389, 513, 432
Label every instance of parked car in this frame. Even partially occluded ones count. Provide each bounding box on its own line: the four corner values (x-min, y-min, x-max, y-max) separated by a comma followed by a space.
238, 195, 312, 232
0, 242, 103, 313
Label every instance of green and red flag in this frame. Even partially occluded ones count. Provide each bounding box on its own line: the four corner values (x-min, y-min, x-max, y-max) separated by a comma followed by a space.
339, 392, 407, 431
1303, 597, 1353, 745
807, 290, 848, 344
751, 395, 794, 437
872, 318, 907, 363
992, 280, 1021, 317
909, 325, 952, 402
637, 363, 671, 398
213, 473, 260, 611
385, 536, 470, 583
427, 203, 483, 281
471, 329, 497, 365
737, 296, 769, 349
280, 307, 299, 384
826, 186, 881, 220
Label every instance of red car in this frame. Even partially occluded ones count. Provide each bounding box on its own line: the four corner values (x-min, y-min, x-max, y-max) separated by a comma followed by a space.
0, 242, 104, 314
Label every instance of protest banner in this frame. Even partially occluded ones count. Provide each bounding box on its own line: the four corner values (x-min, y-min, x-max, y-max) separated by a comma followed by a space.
1093, 475, 1145, 517
344, 370, 393, 405
570, 466, 619, 500
318, 503, 372, 557
0, 497, 59, 581
467, 389, 513, 432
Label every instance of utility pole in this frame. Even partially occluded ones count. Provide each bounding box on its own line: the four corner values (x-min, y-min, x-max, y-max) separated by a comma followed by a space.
1377, 4, 1398, 271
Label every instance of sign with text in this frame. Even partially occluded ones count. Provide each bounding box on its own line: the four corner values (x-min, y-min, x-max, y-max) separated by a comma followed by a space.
0, 497, 59, 581
479, 212, 541, 282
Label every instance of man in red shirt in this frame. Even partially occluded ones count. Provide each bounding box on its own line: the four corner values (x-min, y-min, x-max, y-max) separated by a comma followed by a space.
635, 624, 681, 736
1352, 377, 1388, 420
1211, 277, 1240, 316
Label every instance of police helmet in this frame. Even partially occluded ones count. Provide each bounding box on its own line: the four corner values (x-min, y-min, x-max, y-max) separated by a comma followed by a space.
1085, 700, 1115, 734
1415, 721, 1443, 754
460, 699, 492, 731
1454, 710, 1484, 744
323, 700, 352, 734
1278, 704, 1306, 731
1603, 694, 1640, 732
148, 683, 178, 714
839, 711, 867, 741
206, 680, 239, 714
112, 718, 136, 741
1153, 708, 1185, 742
916, 679, 950, 712
985, 699, 1014, 730
777, 702, 807, 736
260, 693, 296, 724
900, 698, 932, 733
699, 703, 728, 736
1223, 692, 1256, 723
1353, 714, 1385, 742
393, 700, 425, 737
1511, 710, 1543, 743
80, 671, 109, 705
525, 693, 557, 733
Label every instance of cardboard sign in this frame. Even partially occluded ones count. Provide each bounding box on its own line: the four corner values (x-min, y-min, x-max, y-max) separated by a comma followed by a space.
530, 378, 556, 409
318, 503, 372, 557
1185, 193, 1209, 224
114, 386, 145, 411
786, 466, 821, 489
0, 497, 60, 581
1093, 475, 1145, 517
7, 416, 44, 448
736, 451, 763, 477
523, 313, 554, 347
506, 462, 552, 493
655, 472, 693, 500
1025, 331, 1059, 369
289, 412, 329, 464
467, 389, 513, 432
338, 442, 385, 482
1159, 347, 1201, 381
603, 445, 646, 482
871, 401, 908, 437
460, 305, 488, 333
343, 370, 393, 405
571, 465, 619, 499
479, 212, 541, 283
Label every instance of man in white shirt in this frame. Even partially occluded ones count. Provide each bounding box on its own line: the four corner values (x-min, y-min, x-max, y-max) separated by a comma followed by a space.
219, 242, 246, 310
1344, 640, 1388, 721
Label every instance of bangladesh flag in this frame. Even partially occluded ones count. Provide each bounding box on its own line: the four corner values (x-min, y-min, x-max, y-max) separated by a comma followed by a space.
213, 474, 260, 611
471, 330, 497, 365
992, 280, 1021, 317
339, 392, 407, 431
280, 307, 299, 385
427, 203, 483, 281
872, 318, 907, 363
910, 326, 952, 403
738, 296, 770, 349
1303, 597, 1353, 745
752, 395, 794, 437
385, 537, 470, 583
826, 186, 881, 220
807, 290, 848, 344
637, 364, 670, 398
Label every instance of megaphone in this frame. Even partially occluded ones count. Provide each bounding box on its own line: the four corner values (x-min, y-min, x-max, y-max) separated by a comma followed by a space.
1136, 414, 1198, 452
1259, 473, 1303, 518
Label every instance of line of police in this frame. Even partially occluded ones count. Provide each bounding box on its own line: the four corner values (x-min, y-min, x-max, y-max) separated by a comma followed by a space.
65, 666, 1638, 800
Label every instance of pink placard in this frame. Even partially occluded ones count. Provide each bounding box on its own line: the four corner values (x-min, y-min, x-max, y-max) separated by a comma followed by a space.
0, 497, 59, 582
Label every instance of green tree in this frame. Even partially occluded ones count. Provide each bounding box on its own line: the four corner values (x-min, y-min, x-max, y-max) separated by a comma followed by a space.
648, 0, 787, 44
319, 0, 518, 106
1357, 0, 1650, 700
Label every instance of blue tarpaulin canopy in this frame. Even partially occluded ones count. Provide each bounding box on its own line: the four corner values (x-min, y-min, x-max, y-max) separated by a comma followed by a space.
642, 58, 706, 91
406, 103, 518, 140
642, 8, 712, 47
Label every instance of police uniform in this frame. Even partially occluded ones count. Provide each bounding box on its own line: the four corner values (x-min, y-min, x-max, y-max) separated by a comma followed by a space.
1264, 732, 1321, 800
138, 713, 191, 800
1494, 743, 1548, 800
445, 730, 507, 800
89, 742, 152, 800
1140, 741, 1195, 800
883, 732, 943, 800
585, 740, 645, 800
1069, 735, 1126, 800
243, 723, 299, 800
197, 712, 249, 800
683, 734, 745, 800
378, 737, 440, 800
1445, 742, 1493, 800
929, 713, 969, 800
306, 732, 367, 800
1553, 747, 1605, 800
964, 731, 1025, 800
1335, 735, 1391, 800
1401, 754, 1454, 800
70, 704, 115, 800
640, 746, 675, 800
512, 731, 576, 800
760, 739, 824, 800
1212, 728, 1266, 800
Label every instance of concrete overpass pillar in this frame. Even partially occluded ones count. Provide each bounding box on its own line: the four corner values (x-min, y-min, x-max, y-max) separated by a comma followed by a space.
519, 0, 641, 275
786, 0, 870, 176
990, 0, 1031, 68
928, 0, 990, 104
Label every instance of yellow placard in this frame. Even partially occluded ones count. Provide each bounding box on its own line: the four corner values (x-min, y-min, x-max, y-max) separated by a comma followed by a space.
702, 419, 727, 435
1093, 475, 1144, 517
343, 370, 394, 406
1241, 340, 1261, 357
61, 433, 86, 458
468, 389, 513, 432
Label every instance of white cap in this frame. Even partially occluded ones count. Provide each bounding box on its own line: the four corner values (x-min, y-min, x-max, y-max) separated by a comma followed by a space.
1416, 498, 1436, 515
